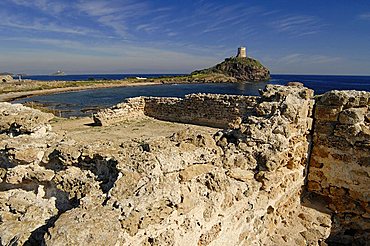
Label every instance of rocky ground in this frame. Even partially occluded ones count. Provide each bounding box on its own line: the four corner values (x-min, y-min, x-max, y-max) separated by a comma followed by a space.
0, 85, 338, 245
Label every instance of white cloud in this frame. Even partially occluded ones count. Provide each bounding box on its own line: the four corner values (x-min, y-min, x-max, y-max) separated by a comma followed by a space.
271, 15, 324, 36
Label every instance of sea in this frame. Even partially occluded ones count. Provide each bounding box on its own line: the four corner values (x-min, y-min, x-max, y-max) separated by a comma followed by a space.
14, 74, 370, 118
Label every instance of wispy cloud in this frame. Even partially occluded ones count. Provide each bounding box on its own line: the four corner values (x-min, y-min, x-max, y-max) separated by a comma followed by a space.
271, 15, 324, 36
358, 12, 370, 20
0, 37, 85, 49
0, 37, 220, 74
187, 2, 261, 35
76, 0, 168, 39
261, 10, 281, 16
136, 24, 159, 33
6, 0, 67, 14
272, 53, 342, 65
0, 11, 97, 36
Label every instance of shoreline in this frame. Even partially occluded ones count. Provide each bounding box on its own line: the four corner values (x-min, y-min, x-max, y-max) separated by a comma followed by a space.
0, 71, 265, 102
0, 80, 165, 102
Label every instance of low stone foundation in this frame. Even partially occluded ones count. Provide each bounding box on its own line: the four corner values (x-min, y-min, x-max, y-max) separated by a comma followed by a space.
94, 94, 258, 129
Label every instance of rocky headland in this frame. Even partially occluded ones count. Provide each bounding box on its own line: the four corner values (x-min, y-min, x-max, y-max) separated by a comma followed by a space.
191, 57, 270, 82
0, 83, 368, 245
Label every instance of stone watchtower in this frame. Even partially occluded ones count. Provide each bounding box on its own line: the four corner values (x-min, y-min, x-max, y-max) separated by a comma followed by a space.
236, 47, 247, 58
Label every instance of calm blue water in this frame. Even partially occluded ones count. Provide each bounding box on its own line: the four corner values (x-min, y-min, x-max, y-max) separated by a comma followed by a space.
13, 74, 370, 118
23, 74, 183, 81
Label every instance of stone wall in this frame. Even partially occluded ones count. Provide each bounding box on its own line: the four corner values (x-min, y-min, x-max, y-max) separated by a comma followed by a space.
94, 94, 258, 129
89, 84, 329, 245
204, 84, 323, 245
307, 90, 370, 244
144, 94, 258, 129
93, 97, 145, 126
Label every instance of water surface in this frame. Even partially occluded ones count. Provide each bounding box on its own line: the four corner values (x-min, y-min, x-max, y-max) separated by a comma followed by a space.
13, 74, 370, 118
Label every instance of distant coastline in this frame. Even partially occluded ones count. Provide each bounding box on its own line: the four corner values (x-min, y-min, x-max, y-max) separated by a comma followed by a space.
1, 74, 370, 103
0, 71, 263, 102
0, 80, 164, 102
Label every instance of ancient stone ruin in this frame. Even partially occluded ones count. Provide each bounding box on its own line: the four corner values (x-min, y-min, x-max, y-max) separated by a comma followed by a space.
0, 75, 14, 83
0, 84, 369, 245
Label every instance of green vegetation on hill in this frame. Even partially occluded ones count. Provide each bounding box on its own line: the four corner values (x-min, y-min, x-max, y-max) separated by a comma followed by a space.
191, 57, 270, 82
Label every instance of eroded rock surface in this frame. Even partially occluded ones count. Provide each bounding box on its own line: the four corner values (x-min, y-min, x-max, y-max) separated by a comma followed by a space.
0, 85, 368, 245
0, 102, 53, 136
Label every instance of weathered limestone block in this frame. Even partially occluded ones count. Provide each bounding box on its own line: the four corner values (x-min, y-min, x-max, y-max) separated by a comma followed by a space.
198, 222, 222, 246
365, 112, 370, 122
45, 205, 123, 246
53, 166, 101, 201
0, 131, 59, 167
226, 168, 254, 182
315, 105, 342, 122
93, 97, 146, 126
319, 90, 370, 107
338, 107, 367, 124
179, 164, 215, 182
50, 140, 82, 165
0, 189, 58, 246
5, 164, 55, 184
0, 102, 53, 136
0, 75, 14, 83
109, 170, 142, 199
3, 144, 46, 166
240, 84, 314, 174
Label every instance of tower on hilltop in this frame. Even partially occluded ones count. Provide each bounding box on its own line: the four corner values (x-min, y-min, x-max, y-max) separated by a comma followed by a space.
236, 47, 247, 58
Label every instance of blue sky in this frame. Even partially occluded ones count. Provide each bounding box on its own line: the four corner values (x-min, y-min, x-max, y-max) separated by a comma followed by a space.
0, 0, 369, 75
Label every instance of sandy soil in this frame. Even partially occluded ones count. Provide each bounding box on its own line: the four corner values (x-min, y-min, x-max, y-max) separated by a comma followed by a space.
51, 116, 220, 143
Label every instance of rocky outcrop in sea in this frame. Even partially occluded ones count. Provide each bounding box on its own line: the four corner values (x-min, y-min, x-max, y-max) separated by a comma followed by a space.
191, 57, 270, 82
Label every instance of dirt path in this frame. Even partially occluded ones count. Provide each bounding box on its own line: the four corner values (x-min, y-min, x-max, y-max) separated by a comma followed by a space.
51, 116, 219, 143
